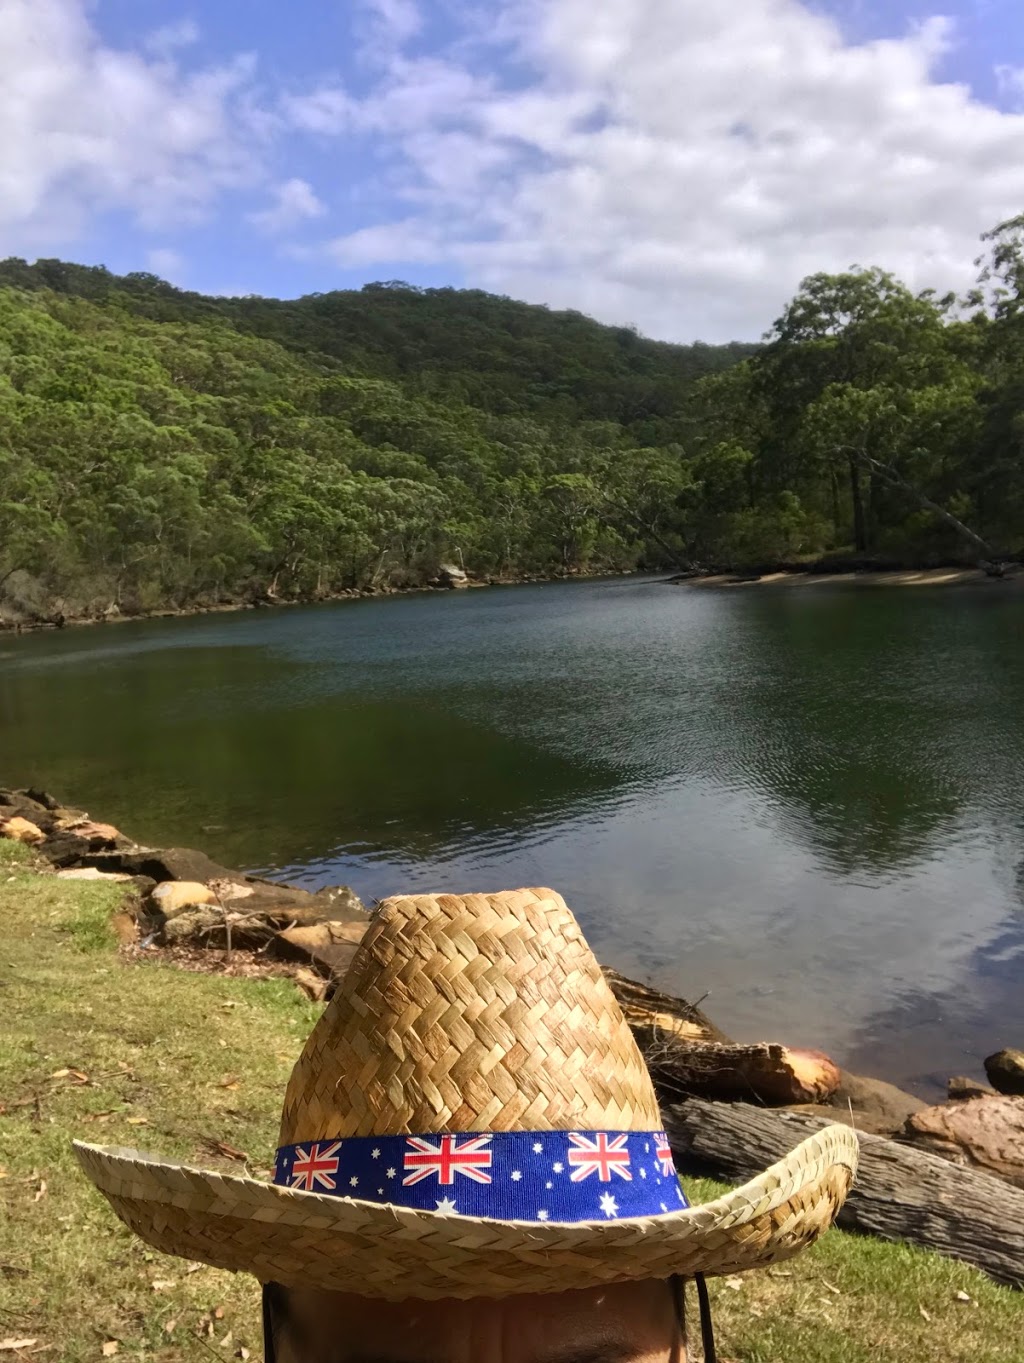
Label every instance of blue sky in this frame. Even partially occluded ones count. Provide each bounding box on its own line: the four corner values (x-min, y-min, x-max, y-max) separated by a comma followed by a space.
2, 0, 1024, 340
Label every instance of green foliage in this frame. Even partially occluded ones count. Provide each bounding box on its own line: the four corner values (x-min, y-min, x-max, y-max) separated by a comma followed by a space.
0, 236, 1021, 622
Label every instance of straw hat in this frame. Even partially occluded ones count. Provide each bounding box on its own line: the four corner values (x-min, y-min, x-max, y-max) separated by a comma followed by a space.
75, 888, 858, 1300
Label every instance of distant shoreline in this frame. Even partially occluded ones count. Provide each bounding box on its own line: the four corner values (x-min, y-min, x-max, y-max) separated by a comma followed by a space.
0, 570, 631, 637
669, 565, 1024, 590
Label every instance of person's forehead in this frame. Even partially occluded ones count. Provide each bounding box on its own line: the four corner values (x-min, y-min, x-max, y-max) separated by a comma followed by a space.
282, 1278, 674, 1355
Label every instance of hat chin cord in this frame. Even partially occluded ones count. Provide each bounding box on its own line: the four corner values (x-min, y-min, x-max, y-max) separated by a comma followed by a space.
263, 1275, 717, 1363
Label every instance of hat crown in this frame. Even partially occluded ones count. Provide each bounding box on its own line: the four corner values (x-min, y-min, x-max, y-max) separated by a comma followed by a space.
279, 889, 661, 1144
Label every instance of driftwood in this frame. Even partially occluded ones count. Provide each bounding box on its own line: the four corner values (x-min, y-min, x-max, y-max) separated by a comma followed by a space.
605, 969, 840, 1105
665, 1098, 1024, 1289
643, 1037, 841, 1106
603, 968, 731, 1043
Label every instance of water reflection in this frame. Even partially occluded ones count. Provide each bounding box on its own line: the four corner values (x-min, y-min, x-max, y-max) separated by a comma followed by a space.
2, 579, 1023, 1091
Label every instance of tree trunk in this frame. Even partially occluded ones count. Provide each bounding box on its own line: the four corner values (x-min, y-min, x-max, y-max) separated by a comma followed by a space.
665, 1099, 1024, 1289
860, 455, 996, 560
849, 454, 867, 551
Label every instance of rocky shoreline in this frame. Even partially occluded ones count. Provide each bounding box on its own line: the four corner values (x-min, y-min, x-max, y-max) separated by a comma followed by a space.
0, 567, 628, 635
4, 782, 1024, 1286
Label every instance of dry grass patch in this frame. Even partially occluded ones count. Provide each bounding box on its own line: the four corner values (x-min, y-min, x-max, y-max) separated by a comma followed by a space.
1, 845, 1022, 1361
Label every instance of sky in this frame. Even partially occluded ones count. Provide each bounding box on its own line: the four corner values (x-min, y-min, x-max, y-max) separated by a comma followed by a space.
2, 0, 1024, 342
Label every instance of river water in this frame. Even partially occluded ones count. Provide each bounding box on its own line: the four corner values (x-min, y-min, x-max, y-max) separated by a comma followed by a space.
2, 577, 1022, 1094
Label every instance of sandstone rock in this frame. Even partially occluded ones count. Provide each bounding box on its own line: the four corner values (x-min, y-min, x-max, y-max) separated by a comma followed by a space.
293, 967, 330, 1003
826, 1069, 927, 1136
57, 867, 133, 883
272, 921, 368, 977
55, 818, 122, 845
905, 1095, 1024, 1188
1, 816, 45, 845
162, 905, 223, 943
43, 835, 101, 867
984, 1050, 1024, 1097
84, 846, 242, 883
949, 1076, 999, 1101
152, 881, 216, 916
435, 564, 469, 588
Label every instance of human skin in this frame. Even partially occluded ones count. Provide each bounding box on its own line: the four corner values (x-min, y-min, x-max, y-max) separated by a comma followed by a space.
267, 1278, 686, 1363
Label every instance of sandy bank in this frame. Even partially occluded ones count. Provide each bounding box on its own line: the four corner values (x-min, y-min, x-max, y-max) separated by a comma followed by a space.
678, 566, 1024, 590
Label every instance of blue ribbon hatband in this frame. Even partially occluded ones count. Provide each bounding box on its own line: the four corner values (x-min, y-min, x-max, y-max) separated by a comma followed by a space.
274, 1129, 688, 1223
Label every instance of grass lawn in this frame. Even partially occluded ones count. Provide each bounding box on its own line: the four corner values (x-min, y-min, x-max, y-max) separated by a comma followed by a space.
1, 840, 1022, 1362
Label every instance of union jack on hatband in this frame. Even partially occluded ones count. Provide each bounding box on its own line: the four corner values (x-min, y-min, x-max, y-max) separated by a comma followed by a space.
403, 1134, 493, 1186
655, 1132, 675, 1178
287, 1141, 343, 1192
274, 1130, 686, 1221
567, 1132, 632, 1182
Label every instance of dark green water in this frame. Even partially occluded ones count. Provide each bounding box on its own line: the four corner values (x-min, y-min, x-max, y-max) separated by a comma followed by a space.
2, 578, 1022, 1094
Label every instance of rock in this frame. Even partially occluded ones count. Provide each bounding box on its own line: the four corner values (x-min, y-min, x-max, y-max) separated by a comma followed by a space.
1, 816, 45, 845
434, 564, 469, 588
57, 867, 133, 883
826, 1069, 926, 1137
984, 1050, 1024, 1097
24, 787, 62, 810
904, 1096, 1024, 1189
949, 1076, 999, 1102
293, 967, 330, 1003
312, 884, 366, 920
43, 835, 100, 867
54, 818, 122, 846
151, 881, 216, 916
271, 921, 368, 977
80, 846, 245, 884
162, 905, 223, 943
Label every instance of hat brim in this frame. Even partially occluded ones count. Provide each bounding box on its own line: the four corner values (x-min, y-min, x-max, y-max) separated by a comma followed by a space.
74, 1124, 857, 1300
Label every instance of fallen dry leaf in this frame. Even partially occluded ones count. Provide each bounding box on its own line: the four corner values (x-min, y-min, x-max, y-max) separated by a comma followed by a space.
822, 1280, 841, 1295
218, 1076, 241, 1091
49, 1070, 70, 1081
724, 1276, 744, 1291
101, 1341, 119, 1357
0, 1343, 38, 1353
151, 1280, 176, 1292
212, 1306, 225, 1321
163, 1321, 177, 1336
218, 1331, 234, 1350
202, 1138, 248, 1163
919, 1305, 932, 1322
31, 1181, 47, 1203
955, 1290, 974, 1304
236, 1348, 251, 1360
126, 1117, 149, 1126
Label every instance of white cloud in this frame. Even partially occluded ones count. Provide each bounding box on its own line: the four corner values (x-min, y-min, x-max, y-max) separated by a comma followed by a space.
146, 247, 186, 279
0, 0, 261, 254
312, 0, 1024, 340
282, 86, 357, 135
248, 177, 327, 233
144, 18, 201, 58
995, 64, 1024, 108
357, 0, 423, 60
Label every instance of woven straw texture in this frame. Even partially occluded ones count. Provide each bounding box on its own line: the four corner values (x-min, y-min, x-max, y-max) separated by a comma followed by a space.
75, 887, 859, 1299
280, 888, 660, 1142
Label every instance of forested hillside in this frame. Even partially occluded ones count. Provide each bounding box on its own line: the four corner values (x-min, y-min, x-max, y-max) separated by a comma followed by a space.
1, 219, 1023, 626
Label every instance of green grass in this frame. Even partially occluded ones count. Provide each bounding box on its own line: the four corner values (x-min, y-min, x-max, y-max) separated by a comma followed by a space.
1, 854, 1022, 1361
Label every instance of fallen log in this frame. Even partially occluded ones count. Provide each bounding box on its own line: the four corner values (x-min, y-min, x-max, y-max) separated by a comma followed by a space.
643, 1037, 841, 1106
665, 1098, 1024, 1289
603, 968, 731, 1043
605, 969, 839, 1104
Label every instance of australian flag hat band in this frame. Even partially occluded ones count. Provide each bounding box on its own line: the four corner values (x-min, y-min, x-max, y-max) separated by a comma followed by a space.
274, 1130, 688, 1223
